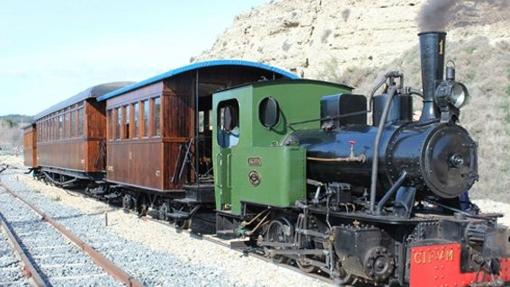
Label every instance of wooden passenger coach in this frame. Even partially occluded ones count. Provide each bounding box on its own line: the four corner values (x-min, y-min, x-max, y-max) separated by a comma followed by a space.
98, 60, 298, 193
23, 124, 37, 168
33, 82, 132, 180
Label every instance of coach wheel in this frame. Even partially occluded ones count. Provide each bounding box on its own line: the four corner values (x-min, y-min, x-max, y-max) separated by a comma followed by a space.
159, 202, 170, 221
122, 194, 135, 211
138, 199, 149, 217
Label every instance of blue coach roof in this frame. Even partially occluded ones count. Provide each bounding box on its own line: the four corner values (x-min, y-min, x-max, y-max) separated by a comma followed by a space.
97, 59, 299, 101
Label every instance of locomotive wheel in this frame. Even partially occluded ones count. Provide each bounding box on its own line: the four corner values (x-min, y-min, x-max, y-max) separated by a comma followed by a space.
296, 257, 318, 273
333, 263, 354, 285
176, 219, 191, 230
264, 218, 294, 264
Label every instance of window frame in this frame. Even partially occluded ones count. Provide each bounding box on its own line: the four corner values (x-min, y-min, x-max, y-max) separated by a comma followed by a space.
217, 99, 240, 148
153, 96, 161, 137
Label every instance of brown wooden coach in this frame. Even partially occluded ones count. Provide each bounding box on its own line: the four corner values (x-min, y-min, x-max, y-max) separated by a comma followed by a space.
98, 60, 298, 193
23, 124, 37, 167
32, 82, 132, 181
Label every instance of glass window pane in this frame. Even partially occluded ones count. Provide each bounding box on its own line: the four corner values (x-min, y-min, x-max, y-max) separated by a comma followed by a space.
115, 107, 121, 139
107, 110, 112, 140
154, 97, 161, 136
59, 115, 63, 140
199, 111, 204, 133
143, 100, 149, 137
217, 100, 240, 148
124, 105, 130, 139
133, 103, 139, 138
70, 111, 74, 137
78, 108, 84, 135
209, 110, 213, 131
64, 112, 69, 138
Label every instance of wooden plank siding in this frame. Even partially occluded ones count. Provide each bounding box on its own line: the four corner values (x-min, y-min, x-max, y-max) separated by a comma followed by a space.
104, 66, 291, 192
106, 82, 169, 191
35, 99, 106, 173
84, 99, 106, 171
23, 126, 37, 167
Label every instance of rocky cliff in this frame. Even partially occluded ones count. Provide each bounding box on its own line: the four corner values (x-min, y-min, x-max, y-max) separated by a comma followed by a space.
195, 0, 510, 200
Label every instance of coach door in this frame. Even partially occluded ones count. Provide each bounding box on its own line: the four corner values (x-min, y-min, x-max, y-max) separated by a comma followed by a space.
215, 99, 240, 211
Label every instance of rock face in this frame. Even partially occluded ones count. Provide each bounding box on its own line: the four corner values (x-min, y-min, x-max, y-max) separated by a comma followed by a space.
195, 0, 510, 200
195, 0, 510, 79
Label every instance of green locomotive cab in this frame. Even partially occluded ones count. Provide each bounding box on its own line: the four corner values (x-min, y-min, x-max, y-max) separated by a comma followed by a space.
212, 80, 352, 216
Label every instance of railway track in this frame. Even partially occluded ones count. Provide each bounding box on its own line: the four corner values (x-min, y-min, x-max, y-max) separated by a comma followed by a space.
68, 187, 335, 285
0, 225, 30, 287
0, 170, 333, 286
0, 185, 143, 287
135, 208, 336, 285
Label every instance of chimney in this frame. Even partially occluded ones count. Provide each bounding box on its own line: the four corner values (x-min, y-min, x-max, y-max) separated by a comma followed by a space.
418, 31, 446, 122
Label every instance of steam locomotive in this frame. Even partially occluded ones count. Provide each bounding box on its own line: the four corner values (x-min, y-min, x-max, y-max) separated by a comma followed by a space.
211, 31, 510, 286
23, 31, 510, 286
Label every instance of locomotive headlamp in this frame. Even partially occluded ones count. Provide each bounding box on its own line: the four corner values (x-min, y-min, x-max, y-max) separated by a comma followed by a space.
450, 82, 469, 108
435, 81, 470, 110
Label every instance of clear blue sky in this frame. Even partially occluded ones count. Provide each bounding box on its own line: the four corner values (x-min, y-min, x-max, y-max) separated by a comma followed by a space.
0, 0, 268, 116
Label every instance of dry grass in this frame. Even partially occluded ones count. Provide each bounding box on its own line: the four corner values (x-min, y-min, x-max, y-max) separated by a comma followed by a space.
322, 37, 510, 201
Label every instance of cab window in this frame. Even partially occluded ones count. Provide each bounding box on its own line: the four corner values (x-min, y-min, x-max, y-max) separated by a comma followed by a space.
217, 99, 240, 148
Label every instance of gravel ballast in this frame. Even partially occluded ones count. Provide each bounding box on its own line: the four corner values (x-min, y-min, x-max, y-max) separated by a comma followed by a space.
0, 188, 122, 287
0, 155, 330, 287
0, 227, 29, 286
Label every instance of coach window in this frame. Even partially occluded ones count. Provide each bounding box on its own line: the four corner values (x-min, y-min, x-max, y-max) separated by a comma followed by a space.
124, 105, 130, 139
70, 109, 75, 137
133, 102, 139, 138
64, 111, 69, 139
74, 108, 78, 137
55, 115, 58, 139
77, 107, 84, 136
53, 117, 56, 141
48, 118, 52, 141
58, 114, 63, 140
154, 97, 161, 136
114, 107, 120, 140
142, 100, 149, 137
120, 106, 126, 139
49, 118, 52, 141
107, 110, 113, 140
217, 99, 240, 148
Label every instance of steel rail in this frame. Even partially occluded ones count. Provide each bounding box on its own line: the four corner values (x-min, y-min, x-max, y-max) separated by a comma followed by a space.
8, 180, 332, 285
146, 214, 334, 285
0, 211, 48, 287
0, 184, 144, 287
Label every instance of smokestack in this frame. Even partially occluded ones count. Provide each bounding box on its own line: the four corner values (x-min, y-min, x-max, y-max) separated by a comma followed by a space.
418, 31, 446, 122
